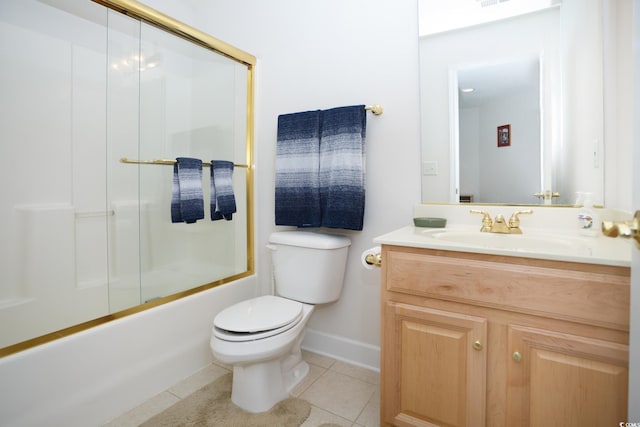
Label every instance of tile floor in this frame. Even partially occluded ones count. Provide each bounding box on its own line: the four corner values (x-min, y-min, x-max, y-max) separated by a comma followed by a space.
103, 350, 380, 427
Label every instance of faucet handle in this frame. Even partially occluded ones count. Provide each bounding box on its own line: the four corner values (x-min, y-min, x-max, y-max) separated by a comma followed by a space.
470, 209, 493, 232
508, 209, 533, 230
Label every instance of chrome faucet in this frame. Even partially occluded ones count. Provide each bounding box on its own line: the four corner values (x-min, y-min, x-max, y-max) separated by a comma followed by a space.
470, 209, 533, 234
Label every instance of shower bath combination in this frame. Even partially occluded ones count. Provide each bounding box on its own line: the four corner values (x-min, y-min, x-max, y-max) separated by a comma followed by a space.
0, 0, 256, 355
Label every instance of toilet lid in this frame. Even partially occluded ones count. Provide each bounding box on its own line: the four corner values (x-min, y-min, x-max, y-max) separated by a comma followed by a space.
214, 295, 303, 335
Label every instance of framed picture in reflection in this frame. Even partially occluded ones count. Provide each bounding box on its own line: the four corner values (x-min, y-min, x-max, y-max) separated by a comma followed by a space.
497, 124, 511, 147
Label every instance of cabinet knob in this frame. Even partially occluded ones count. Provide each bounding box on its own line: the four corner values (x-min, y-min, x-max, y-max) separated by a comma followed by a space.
472, 340, 483, 351
512, 351, 522, 362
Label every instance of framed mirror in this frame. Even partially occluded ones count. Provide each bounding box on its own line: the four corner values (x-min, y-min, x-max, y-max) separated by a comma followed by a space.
0, 0, 255, 356
419, 0, 606, 206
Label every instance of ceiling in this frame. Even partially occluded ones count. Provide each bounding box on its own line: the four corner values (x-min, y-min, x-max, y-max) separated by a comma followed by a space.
457, 56, 540, 108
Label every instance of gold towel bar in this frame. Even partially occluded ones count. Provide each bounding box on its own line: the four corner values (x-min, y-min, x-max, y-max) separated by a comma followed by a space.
121, 106, 380, 169
120, 157, 249, 168
365, 104, 383, 115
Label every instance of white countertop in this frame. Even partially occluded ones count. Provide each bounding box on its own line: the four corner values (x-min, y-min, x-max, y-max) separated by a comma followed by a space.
373, 204, 633, 267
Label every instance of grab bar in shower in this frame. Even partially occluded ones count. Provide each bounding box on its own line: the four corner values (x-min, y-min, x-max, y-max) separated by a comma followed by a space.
75, 210, 115, 218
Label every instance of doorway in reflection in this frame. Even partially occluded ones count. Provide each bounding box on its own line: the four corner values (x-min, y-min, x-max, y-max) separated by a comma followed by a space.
457, 57, 541, 204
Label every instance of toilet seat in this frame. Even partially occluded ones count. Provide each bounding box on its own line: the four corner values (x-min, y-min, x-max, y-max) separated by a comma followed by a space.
213, 295, 303, 342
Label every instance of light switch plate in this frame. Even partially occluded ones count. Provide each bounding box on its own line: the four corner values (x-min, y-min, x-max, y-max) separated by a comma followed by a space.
423, 161, 438, 176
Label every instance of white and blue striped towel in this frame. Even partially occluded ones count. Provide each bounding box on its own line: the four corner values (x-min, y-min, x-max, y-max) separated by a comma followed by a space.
275, 110, 322, 227
210, 161, 236, 221
320, 106, 366, 230
275, 105, 366, 230
171, 157, 204, 224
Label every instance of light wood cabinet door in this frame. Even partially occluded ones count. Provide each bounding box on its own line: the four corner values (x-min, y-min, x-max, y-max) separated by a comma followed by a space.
382, 301, 487, 427
506, 324, 628, 427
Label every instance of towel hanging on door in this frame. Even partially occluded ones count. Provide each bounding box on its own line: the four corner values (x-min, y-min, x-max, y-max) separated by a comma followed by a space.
210, 160, 236, 221
171, 157, 205, 224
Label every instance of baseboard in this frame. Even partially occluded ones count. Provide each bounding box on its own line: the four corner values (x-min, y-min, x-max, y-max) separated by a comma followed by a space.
301, 328, 380, 372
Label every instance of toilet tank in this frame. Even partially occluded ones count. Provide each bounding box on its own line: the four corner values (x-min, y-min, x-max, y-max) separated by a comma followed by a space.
268, 231, 351, 304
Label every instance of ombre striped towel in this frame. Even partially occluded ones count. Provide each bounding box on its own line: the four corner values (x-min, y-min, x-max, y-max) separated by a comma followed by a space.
210, 161, 236, 221
275, 105, 366, 230
171, 157, 204, 224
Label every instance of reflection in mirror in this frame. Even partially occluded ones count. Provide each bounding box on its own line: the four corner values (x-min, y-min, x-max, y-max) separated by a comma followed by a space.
0, 0, 255, 356
419, 0, 606, 206
457, 57, 541, 204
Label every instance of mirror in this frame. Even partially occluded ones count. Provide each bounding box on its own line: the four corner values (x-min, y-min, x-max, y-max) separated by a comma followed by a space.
0, 0, 255, 356
419, 0, 605, 205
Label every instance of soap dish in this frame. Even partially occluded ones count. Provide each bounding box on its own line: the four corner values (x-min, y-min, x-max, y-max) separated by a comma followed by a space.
413, 217, 447, 228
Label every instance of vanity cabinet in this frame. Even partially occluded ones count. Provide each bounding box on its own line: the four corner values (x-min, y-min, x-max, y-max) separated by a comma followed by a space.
384, 301, 487, 426
380, 245, 630, 427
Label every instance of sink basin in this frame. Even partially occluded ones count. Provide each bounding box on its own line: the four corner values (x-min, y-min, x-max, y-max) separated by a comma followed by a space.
420, 228, 593, 256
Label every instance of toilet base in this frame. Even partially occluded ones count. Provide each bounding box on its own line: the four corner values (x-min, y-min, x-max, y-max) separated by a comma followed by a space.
231, 354, 309, 413
210, 301, 315, 413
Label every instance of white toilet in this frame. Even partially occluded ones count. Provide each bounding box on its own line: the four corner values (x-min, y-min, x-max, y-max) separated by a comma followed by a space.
209, 231, 351, 413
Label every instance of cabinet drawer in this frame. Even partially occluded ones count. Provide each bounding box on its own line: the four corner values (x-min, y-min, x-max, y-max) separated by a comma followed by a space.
383, 246, 630, 330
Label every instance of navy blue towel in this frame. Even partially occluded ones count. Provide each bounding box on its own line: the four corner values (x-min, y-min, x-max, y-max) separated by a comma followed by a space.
171, 157, 204, 224
320, 105, 366, 230
275, 110, 322, 227
210, 161, 236, 221
275, 105, 366, 231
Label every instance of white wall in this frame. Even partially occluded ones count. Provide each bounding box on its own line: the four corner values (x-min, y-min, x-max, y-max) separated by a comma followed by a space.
187, 0, 422, 367
0, 0, 421, 425
604, 0, 634, 212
